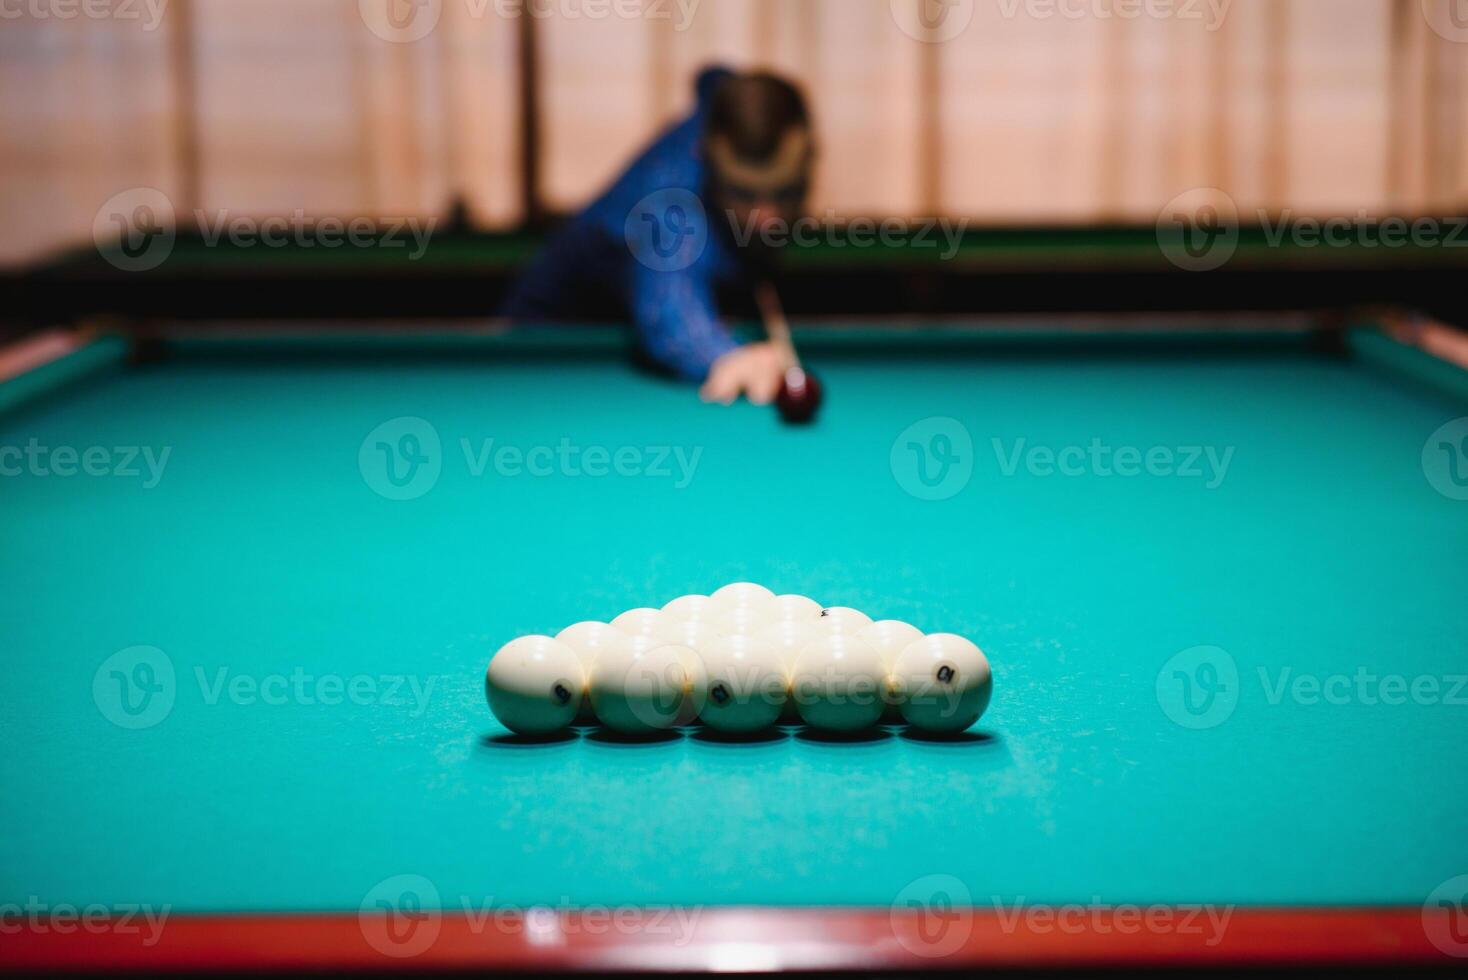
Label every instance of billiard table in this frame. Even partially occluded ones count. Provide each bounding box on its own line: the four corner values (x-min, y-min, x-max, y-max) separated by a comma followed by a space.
3, 315, 1466, 974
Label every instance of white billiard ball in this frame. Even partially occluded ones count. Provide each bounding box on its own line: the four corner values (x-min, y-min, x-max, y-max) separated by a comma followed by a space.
857, 620, 925, 707
485, 636, 585, 736
555, 621, 631, 672
790, 633, 887, 732
857, 620, 925, 673
769, 594, 823, 623
610, 607, 663, 638
711, 583, 776, 634
650, 620, 718, 725
892, 634, 992, 733
816, 606, 874, 635
554, 621, 630, 723
653, 617, 721, 650
710, 582, 775, 612
661, 594, 715, 624
587, 635, 698, 734
753, 620, 819, 678
698, 634, 787, 734
713, 602, 775, 637
673, 640, 710, 726
754, 620, 818, 723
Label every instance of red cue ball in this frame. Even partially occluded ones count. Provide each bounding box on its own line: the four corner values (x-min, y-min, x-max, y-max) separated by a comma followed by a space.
776, 367, 823, 425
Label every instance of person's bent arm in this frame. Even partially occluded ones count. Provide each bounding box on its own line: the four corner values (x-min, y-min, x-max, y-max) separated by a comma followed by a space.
626, 266, 776, 403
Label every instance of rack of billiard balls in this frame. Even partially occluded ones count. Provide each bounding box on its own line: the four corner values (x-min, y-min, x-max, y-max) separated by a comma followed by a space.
485, 582, 992, 738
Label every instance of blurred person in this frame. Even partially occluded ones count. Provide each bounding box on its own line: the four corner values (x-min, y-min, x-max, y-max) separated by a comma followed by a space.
502, 67, 814, 406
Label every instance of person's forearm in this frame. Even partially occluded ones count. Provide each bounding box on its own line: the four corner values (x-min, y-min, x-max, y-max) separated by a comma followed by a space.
631, 272, 740, 381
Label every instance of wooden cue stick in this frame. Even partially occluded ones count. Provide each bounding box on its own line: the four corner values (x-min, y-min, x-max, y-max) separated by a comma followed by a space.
756, 281, 801, 371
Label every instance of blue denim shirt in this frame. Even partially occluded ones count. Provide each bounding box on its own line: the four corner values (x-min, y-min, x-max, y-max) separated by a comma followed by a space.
502, 68, 748, 381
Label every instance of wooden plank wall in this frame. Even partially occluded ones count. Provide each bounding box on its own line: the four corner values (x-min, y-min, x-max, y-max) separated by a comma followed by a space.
1, 0, 1463, 265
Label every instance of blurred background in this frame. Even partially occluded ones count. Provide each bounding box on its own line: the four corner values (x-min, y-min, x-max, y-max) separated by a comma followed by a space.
1, 0, 1465, 324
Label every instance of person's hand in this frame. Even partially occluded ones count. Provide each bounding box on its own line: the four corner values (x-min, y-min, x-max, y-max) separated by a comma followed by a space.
700, 342, 791, 406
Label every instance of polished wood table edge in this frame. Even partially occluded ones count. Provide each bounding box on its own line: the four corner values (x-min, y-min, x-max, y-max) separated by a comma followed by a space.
105, 310, 1332, 336
1379, 312, 1468, 372
1, 907, 1456, 973
0, 326, 99, 385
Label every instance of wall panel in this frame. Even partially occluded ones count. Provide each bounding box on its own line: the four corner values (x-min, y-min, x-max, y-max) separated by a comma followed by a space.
1, 0, 1465, 267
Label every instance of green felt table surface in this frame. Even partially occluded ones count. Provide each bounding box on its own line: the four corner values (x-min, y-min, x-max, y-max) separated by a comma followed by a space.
2, 324, 1466, 914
